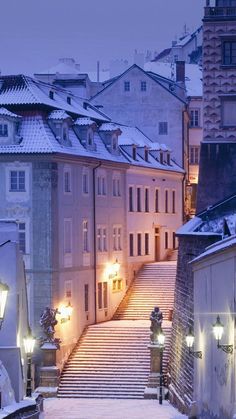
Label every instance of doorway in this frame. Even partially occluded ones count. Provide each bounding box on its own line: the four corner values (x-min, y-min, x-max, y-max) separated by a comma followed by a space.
154, 227, 160, 261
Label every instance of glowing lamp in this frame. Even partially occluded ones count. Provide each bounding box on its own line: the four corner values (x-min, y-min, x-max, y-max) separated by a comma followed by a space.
186, 328, 195, 349
60, 302, 73, 323
0, 282, 9, 329
108, 259, 121, 279
213, 315, 224, 342
157, 330, 165, 347
23, 327, 36, 355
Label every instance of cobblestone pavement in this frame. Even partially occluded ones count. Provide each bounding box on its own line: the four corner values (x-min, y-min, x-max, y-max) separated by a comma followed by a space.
42, 398, 187, 419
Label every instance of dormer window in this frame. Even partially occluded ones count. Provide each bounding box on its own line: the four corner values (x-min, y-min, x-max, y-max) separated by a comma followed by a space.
144, 149, 149, 162
167, 153, 171, 165
112, 134, 118, 151
49, 91, 54, 100
62, 125, 69, 142
132, 146, 137, 160
87, 128, 94, 147
0, 123, 8, 137
160, 152, 164, 164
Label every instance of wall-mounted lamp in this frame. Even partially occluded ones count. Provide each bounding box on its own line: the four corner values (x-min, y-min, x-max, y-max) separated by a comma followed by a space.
108, 258, 120, 279
60, 301, 73, 323
213, 315, 233, 354
0, 282, 9, 329
185, 327, 202, 359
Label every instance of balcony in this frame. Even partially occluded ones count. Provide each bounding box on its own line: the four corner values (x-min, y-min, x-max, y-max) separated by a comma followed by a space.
205, 6, 236, 18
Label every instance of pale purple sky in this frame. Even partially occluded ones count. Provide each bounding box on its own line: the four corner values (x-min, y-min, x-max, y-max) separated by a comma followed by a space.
0, 0, 205, 75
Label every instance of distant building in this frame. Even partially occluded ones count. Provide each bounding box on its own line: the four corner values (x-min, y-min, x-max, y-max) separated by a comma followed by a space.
0, 74, 183, 370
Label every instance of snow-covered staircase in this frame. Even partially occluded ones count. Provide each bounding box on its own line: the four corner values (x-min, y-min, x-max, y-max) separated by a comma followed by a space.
113, 262, 176, 321
58, 262, 176, 399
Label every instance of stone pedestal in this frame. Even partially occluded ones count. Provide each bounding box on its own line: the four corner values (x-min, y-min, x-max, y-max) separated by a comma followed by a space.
144, 344, 162, 399
35, 342, 60, 398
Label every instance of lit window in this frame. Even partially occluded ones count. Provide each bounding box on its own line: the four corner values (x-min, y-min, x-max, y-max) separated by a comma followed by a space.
64, 170, 71, 193
159, 122, 168, 135
190, 109, 200, 127
141, 81, 147, 91
83, 220, 89, 252
0, 124, 8, 137
18, 222, 26, 253
190, 147, 200, 164
10, 171, 25, 192
124, 81, 130, 92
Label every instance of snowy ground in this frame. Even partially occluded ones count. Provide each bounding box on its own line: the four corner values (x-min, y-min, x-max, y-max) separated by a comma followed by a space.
42, 398, 187, 419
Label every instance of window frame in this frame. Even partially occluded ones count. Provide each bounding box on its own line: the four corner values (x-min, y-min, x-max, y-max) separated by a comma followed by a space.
159, 122, 168, 135
82, 220, 89, 252
124, 81, 130, 92
10, 170, 26, 192
190, 109, 200, 128
222, 38, 236, 66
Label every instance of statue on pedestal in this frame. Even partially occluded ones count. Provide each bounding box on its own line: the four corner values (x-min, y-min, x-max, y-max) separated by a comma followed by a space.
150, 306, 163, 344
39, 307, 61, 348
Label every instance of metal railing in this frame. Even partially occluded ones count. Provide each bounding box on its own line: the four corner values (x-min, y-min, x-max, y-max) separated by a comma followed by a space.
205, 6, 236, 17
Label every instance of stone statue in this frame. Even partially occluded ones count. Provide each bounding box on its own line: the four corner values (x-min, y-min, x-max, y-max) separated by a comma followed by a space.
39, 306, 61, 348
150, 306, 163, 344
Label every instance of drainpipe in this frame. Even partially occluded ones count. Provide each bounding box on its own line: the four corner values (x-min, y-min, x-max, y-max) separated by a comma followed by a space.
92, 161, 102, 324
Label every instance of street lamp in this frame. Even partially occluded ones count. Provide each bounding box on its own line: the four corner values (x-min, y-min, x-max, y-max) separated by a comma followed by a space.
23, 327, 36, 397
213, 315, 233, 354
0, 282, 9, 329
185, 327, 202, 359
108, 258, 120, 279
157, 328, 165, 405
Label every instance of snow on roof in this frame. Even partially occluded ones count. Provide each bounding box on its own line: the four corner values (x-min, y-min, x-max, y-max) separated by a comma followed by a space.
48, 110, 71, 120
74, 118, 96, 126
118, 126, 152, 147
144, 62, 202, 97
36, 62, 80, 76
191, 235, 236, 265
176, 217, 203, 236
0, 107, 21, 119
86, 70, 110, 83
99, 123, 121, 132
0, 75, 109, 122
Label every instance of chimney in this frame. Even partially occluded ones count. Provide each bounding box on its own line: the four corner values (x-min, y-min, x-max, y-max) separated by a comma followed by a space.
97, 61, 100, 82
176, 61, 185, 83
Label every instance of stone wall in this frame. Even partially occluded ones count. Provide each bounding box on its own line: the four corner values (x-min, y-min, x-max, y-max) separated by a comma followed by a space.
169, 233, 220, 414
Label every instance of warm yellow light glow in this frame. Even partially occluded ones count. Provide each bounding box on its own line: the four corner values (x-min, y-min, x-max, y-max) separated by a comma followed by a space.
60, 302, 73, 323
213, 315, 224, 341
0, 282, 9, 326
157, 330, 165, 346
108, 259, 121, 279
23, 328, 36, 354
186, 328, 195, 349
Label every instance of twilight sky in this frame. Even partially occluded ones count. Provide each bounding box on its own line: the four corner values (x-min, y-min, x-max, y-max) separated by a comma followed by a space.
0, 0, 205, 75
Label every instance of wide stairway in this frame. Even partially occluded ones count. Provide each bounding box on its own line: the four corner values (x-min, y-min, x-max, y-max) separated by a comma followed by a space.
58, 261, 176, 399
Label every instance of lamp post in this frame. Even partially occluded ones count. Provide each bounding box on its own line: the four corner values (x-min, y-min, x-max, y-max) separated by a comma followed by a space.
0, 282, 9, 330
213, 315, 233, 354
23, 327, 36, 397
108, 258, 121, 279
186, 327, 202, 359
157, 328, 165, 405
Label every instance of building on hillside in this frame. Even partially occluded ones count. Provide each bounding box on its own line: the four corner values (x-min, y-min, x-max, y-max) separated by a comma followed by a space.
0, 74, 184, 373
153, 26, 203, 65
170, 0, 236, 414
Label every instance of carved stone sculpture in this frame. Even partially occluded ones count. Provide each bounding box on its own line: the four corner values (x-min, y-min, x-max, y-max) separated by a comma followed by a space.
150, 306, 163, 344
39, 307, 61, 348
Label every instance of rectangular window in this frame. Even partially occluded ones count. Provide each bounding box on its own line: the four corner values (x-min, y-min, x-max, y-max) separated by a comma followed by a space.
84, 284, 89, 312
82, 172, 89, 194
159, 122, 168, 135
221, 99, 236, 126
129, 186, 134, 211
145, 188, 149, 212
18, 222, 26, 253
102, 228, 107, 252
141, 81, 147, 91
97, 227, 102, 251
117, 279, 122, 290
129, 233, 134, 257
137, 233, 142, 256
190, 109, 200, 127
97, 177, 102, 195
97, 226, 107, 252
155, 189, 159, 213
0, 124, 8, 137
190, 146, 200, 164
137, 187, 141, 212
97, 175, 106, 195
124, 81, 130, 91
98, 283, 102, 309
112, 178, 121, 196
165, 190, 169, 213
65, 281, 72, 298
145, 233, 149, 255
173, 232, 176, 250
223, 40, 236, 65
172, 190, 176, 213
64, 170, 71, 193
113, 226, 122, 251
102, 177, 106, 195
117, 227, 122, 250
10, 170, 25, 192
103, 282, 108, 309
165, 232, 169, 250
83, 220, 89, 252
64, 219, 72, 254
